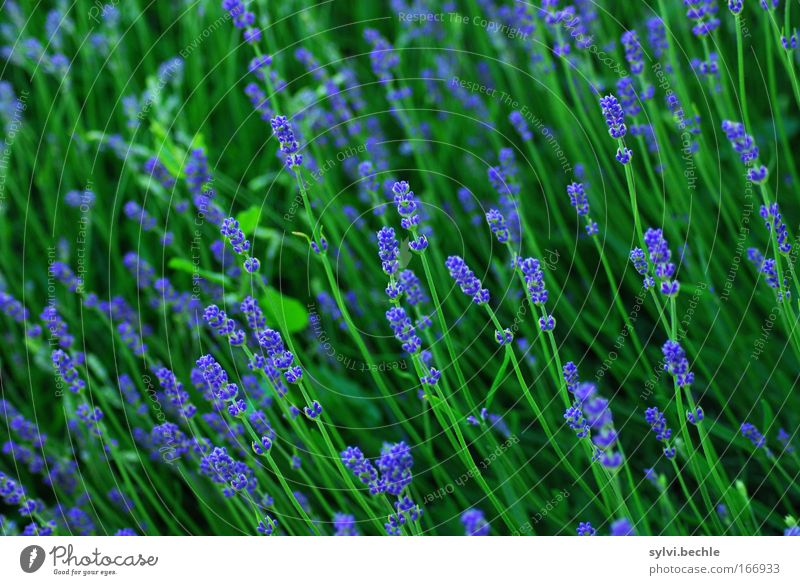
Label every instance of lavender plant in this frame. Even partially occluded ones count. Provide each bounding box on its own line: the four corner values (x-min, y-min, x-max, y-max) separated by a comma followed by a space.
0, 0, 798, 539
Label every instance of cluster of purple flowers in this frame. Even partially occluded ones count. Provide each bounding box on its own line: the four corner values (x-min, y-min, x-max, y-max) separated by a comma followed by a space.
199, 445, 257, 497
222, 1, 260, 44
363, 29, 399, 82
487, 148, 521, 242
341, 446, 384, 494
617, 77, 641, 118
759, 203, 792, 254
566, 182, 598, 236
662, 340, 695, 388
75, 403, 104, 438
256, 328, 303, 385
516, 257, 555, 331
0, 290, 28, 322
52, 349, 86, 394
392, 181, 428, 251
155, 367, 197, 419
270, 115, 303, 169
461, 509, 490, 536
398, 269, 428, 306
49, 261, 82, 293
385, 306, 422, 354
332, 513, 358, 536
746, 248, 785, 297
741, 422, 770, 454
204, 305, 246, 347
721, 120, 768, 182
341, 442, 422, 534
630, 228, 679, 295
621, 30, 644, 74
486, 209, 510, 243
646, 17, 668, 59
196, 355, 247, 417
509, 110, 532, 141
684, 0, 720, 37
600, 94, 627, 138
377, 226, 400, 276
599, 94, 632, 163
256, 516, 277, 535
645, 407, 677, 458
562, 362, 623, 468
446, 256, 490, 305
220, 217, 260, 273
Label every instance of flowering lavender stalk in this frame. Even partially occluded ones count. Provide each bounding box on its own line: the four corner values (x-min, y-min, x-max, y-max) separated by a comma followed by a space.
685, 0, 720, 37
662, 340, 694, 388
721, 120, 768, 183
341, 443, 421, 535
488, 149, 521, 243
377, 226, 400, 277
600, 95, 627, 138
564, 403, 590, 438
509, 110, 532, 141
445, 256, 489, 306
270, 115, 303, 169
52, 349, 86, 393
646, 228, 679, 295
392, 181, 428, 251
385, 307, 422, 354
566, 182, 598, 236
220, 217, 261, 273
741, 422, 771, 455
617, 77, 641, 118
516, 257, 555, 331
485, 209, 510, 243
363, 29, 399, 82
759, 203, 791, 254
257, 328, 303, 384
646, 17, 668, 59
561, 363, 623, 468
747, 248, 785, 297
222, 1, 260, 45
687, 407, 704, 425
621, 30, 644, 75
154, 367, 197, 419
630, 228, 679, 296
644, 407, 677, 458
203, 305, 246, 347
599, 94, 632, 165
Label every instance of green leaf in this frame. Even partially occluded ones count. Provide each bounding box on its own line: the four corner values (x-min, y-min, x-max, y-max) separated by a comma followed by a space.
262, 286, 309, 333
237, 206, 261, 234
485, 350, 510, 413
168, 257, 227, 285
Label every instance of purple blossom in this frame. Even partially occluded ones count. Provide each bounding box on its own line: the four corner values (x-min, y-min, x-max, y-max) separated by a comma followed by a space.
599, 94, 627, 138
385, 306, 422, 354
486, 209, 510, 243
662, 339, 694, 388
461, 509, 490, 535
445, 256, 490, 305
270, 115, 303, 168
760, 203, 791, 254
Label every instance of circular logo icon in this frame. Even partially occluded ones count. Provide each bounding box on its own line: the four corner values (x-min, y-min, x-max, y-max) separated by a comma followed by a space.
20, 545, 46, 573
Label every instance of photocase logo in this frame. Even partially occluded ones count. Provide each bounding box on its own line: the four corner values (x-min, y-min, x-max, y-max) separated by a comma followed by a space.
20, 545, 46, 573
